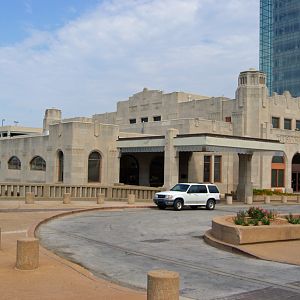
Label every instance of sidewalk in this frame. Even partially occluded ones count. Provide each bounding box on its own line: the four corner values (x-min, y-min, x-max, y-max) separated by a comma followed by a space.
0, 200, 150, 300
1, 200, 299, 300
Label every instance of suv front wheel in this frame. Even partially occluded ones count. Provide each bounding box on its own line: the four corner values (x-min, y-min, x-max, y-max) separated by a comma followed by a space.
206, 199, 215, 210
173, 199, 183, 211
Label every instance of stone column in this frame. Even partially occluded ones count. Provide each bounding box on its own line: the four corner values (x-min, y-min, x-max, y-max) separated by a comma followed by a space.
285, 156, 293, 193
211, 155, 215, 183
264, 195, 271, 204
63, 193, 71, 204
281, 195, 287, 203
226, 195, 232, 205
16, 238, 39, 270
236, 153, 253, 202
147, 269, 179, 300
25, 192, 34, 204
128, 193, 135, 204
96, 193, 105, 204
164, 129, 179, 190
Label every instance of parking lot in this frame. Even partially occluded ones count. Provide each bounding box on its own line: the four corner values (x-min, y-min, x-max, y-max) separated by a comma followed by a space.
38, 205, 300, 300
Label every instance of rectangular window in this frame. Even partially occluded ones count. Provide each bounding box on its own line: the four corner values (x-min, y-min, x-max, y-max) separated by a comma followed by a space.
284, 118, 292, 130
272, 169, 284, 187
153, 116, 161, 122
225, 116, 231, 123
296, 120, 300, 130
214, 156, 222, 182
203, 156, 211, 182
129, 119, 136, 124
141, 117, 148, 123
272, 117, 280, 129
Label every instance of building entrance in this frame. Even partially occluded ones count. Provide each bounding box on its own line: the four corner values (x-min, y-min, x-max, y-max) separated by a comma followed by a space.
292, 154, 300, 192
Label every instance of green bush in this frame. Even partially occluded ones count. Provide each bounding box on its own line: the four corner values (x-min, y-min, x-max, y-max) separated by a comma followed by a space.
233, 206, 276, 226
286, 213, 300, 224
253, 189, 294, 196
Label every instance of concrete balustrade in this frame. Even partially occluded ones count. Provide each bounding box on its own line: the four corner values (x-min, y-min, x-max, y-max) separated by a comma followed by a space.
281, 195, 287, 203
25, 192, 34, 204
96, 193, 105, 204
16, 238, 39, 270
128, 193, 135, 204
264, 195, 270, 204
63, 193, 71, 204
0, 182, 160, 202
297, 195, 300, 204
226, 195, 232, 205
147, 269, 179, 300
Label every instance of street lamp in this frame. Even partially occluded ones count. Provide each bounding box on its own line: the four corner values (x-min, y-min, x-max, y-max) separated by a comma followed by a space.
1, 119, 5, 127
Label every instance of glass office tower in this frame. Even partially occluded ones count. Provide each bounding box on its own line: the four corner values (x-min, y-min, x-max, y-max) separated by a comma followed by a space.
259, 0, 300, 97
259, 0, 273, 94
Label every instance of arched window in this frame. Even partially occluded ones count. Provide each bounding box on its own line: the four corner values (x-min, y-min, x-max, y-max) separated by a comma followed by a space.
88, 151, 101, 182
271, 156, 285, 187
8, 156, 21, 170
57, 151, 64, 182
30, 156, 46, 171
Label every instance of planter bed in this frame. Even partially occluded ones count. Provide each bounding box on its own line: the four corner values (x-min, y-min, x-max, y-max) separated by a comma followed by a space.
211, 215, 300, 245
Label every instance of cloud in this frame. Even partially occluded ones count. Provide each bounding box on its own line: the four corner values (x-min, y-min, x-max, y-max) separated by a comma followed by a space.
0, 0, 259, 127
24, 0, 33, 14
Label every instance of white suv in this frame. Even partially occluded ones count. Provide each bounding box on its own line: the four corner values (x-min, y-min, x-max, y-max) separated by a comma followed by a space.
153, 183, 220, 211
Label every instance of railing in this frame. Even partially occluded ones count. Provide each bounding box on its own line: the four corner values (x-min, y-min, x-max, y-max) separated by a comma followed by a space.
0, 182, 161, 202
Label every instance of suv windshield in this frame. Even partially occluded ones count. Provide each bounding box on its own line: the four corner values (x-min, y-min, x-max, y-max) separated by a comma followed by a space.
170, 184, 190, 192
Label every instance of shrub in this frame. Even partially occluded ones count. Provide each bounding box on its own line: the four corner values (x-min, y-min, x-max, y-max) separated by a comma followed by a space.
233, 207, 277, 226
286, 213, 300, 224
261, 217, 270, 225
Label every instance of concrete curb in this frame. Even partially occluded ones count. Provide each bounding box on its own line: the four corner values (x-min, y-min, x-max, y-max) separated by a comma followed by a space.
204, 229, 300, 266
27, 205, 155, 294
203, 230, 257, 258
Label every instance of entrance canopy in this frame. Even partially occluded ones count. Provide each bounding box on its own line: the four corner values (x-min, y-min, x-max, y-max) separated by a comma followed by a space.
117, 133, 285, 154
174, 133, 285, 154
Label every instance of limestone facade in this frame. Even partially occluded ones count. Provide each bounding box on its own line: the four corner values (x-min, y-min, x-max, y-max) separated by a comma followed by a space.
1, 69, 300, 195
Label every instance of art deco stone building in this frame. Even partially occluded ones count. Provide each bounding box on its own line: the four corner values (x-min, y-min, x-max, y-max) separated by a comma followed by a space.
1, 69, 300, 200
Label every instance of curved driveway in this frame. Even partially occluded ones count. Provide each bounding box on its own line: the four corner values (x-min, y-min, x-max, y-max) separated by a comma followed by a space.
37, 205, 300, 300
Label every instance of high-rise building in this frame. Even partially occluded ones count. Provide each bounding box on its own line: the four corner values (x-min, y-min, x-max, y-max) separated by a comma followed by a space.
259, 0, 300, 97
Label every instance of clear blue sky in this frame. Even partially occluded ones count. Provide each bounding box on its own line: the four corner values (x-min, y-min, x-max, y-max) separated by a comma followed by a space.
0, 0, 259, 127
0, 0, 100, 45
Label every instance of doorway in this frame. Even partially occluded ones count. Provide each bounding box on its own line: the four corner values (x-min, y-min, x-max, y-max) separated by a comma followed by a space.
292, 154, 300, 192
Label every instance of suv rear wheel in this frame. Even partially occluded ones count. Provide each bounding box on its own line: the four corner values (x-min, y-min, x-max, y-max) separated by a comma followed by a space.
174, 199, 183, 211
206, 199, 215, 210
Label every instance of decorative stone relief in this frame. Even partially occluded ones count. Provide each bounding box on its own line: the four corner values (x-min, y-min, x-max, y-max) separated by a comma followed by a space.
277, 134, 300, 144
94, 122, 99, 137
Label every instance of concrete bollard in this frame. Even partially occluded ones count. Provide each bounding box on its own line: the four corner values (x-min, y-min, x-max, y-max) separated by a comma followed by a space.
297, 195, 300, 204
16, 238, 39, 270
226, 195, 232, 205
128, 193, 135, 204
63, 193, 71, 204
96, 193, 105, 205
281, 195, 287, 204
246, 196, 253, 205
147, 269, 179, 300
25, 192, 34, 204
264, 195, 271, 204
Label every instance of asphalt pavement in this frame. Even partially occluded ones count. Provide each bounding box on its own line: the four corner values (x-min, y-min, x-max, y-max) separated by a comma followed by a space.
37, 204, 300, 300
